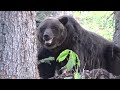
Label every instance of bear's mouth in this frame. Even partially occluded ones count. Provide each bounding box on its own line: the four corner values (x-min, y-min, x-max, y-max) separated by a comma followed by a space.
44, 38, 53, 47
43, 38, 58, 49
44, 39, 53, 45
45, 39, 53, 45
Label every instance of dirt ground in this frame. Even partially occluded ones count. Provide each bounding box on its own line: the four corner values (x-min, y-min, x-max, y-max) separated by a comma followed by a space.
48, 69, 120, 79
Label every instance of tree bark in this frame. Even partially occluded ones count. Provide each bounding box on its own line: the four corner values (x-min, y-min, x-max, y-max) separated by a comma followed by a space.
113, 11, 120, 47
0, 11, 39, 79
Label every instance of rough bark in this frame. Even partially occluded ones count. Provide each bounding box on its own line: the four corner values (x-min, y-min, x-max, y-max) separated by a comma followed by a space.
0, 11, 39, 79
113, 11, 120, 47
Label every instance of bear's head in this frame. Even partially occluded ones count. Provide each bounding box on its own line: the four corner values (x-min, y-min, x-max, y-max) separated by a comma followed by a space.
37, 16, 68, 49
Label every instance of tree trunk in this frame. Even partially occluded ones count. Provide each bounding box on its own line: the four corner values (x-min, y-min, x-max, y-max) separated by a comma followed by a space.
113, 11, 120, 47
0, 11, 40, 79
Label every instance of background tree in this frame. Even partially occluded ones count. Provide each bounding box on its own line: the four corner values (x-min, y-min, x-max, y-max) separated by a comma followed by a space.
113, 11, 120, 47
0, 11, 39, 79
36, 11, 73, 27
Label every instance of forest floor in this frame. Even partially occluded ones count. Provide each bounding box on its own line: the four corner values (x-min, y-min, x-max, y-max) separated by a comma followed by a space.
49, 69, 120, 79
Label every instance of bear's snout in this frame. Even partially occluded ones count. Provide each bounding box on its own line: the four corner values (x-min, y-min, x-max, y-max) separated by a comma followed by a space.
43, 34, 51, 41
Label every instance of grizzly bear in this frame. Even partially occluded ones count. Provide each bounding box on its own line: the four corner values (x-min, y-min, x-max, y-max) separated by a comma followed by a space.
37, 15, 120, 79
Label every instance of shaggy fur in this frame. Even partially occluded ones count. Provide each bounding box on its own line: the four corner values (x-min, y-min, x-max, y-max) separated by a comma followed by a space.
37, 15, 120, 79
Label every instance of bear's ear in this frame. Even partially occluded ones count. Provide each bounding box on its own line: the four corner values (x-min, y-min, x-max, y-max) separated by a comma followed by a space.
58, 16, 68, 25
36, 20, 41, 27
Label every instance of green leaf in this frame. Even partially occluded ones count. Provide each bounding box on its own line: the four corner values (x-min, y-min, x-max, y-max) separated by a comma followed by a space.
74, 72, 81, 79
38, 57, 55, 65
77, 59, 80, 67
76, 54, 80, 67
64, 50, 78, 71
46, 57, 55, 61
56, 49, 70, 62
69, 51, 76, 66
64, 77, 73, 79
66, 58, 75, 71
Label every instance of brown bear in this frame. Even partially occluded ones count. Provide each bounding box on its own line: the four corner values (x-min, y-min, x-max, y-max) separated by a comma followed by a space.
37, 15, 120, 79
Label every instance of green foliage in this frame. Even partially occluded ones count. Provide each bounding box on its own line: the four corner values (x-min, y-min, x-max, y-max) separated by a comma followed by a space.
38, 57, 55, 65
64, 77, 73, 79
73, 11, 115, 41
74, 72, 81, 79
76, 54, 80, 67
57, 49, 70, 62
57, 49, 81, 79
36, 11, 53, 22
69, 51, 76, 65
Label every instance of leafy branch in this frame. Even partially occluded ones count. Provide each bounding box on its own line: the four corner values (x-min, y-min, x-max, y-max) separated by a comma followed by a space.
38, 57, 55, 65
56, 49, 81, 79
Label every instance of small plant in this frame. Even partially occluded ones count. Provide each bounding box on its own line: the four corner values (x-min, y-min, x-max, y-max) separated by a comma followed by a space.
38, 57, 55, 65
56, 49, 81, 79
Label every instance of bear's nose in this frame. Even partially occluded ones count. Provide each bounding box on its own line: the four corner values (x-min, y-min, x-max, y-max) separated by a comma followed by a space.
43, 34, 50, 41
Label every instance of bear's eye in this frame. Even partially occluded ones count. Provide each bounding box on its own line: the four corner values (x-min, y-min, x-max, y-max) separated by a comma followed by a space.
53, 29, 58, 34
50, 26, 59, 34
